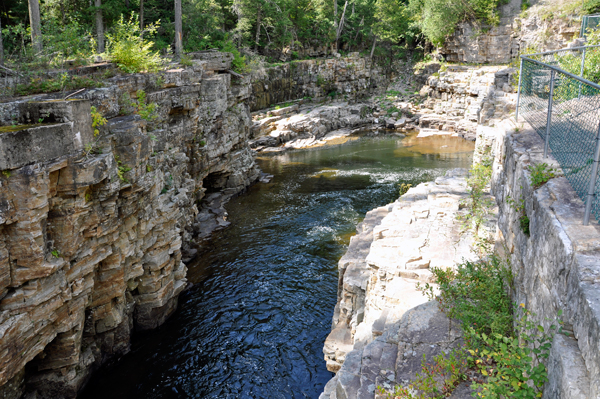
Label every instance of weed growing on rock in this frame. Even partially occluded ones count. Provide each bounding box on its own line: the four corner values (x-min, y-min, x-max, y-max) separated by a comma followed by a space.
15, 75, 103, 97
1, 171, 11, 179
106, 13, 163, 74
457, 149, 494, 253
420, 257, 513, 338
180, 54, 194, 67
114, 155, 132, 183
386, 257, 562, 399
398, 183, 412, 196
529, 163, 557, 189
135, 90, 159, 122
91, 106, 107, 137
507, 195, 530, 237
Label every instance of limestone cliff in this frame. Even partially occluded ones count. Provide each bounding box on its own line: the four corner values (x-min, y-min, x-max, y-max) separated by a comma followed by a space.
0, 53, 260, 398
442, 0, 581, 64
249, 53, 389, 111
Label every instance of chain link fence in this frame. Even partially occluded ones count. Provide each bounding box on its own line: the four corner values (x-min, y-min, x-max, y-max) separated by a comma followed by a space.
582, 14, 600, 38
516, 46, 600, 225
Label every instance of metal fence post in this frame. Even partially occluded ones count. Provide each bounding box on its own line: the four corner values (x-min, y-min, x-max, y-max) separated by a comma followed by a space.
581, 47, 587, 78
515, 57, 524, 121
579, 47, 587, 98
583, 122, 600, 225
544, 70, 556, 158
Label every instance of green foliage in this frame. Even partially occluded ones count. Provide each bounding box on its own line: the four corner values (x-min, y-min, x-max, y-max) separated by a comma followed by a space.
134, 90, 159, 122
411, 257, 558, 399
274, 102, 294, 109
468, 307, 557, 398
507, 195, 530, 236
408, 0, 510, 46
529, 163, 557, 189
457, 151, 494, 252
221, 40, 248, 73
373, 0, 415, 44
51, 249, 60, 258
1, 171, 11, 179
398, 183, 412, 196
180, 54, 194, 67
420, 257, 514, 338
15, 75, 103, 96
114, 155, 132, 183
106, 13, 164, 73
91, 106, 107, 137
378, 350, 469, 398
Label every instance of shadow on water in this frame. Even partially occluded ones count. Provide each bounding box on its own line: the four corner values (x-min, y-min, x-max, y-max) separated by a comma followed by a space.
80, 133, 474, 399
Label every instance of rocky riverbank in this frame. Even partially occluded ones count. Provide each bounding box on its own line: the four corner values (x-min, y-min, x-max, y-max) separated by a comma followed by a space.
249, 64, 517, 153
319, 166, 486, 398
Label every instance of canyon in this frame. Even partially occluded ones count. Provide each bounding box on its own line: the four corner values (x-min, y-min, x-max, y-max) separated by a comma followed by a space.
1, 2, 599, 396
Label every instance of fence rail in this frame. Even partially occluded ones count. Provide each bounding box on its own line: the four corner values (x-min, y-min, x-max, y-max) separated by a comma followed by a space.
516, 46, 600, 225
582, 14, 600, 37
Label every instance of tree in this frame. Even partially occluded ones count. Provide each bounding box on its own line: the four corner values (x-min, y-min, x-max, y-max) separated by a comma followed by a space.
0, 16, 4, 65
174, 0, 183, 55
140, 0, 144, 33
27, 0, 42, 52
95, 0, 105, 53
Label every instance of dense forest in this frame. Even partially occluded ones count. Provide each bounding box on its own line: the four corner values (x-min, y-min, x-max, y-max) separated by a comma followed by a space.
1, 0, 599, 72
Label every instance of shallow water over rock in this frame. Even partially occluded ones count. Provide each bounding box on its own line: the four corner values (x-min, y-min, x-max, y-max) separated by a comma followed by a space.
80, 133, 474, 399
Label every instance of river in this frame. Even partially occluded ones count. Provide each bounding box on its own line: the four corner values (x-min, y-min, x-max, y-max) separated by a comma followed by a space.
80, 132, 474, 399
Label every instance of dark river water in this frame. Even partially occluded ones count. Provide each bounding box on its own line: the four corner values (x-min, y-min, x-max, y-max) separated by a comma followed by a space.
80, 133, 474, 399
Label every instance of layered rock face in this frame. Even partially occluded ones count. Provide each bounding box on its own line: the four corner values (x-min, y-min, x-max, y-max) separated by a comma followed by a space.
249, 54, 388, 111
0, 54, 260, 398
442, 0, 580, 64
321, 169, 480, 381
416, 65, 516, 140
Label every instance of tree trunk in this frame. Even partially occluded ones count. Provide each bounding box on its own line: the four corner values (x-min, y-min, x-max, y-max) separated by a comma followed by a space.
335, 1, 348, 51
255, 4, 262, 51
0, 17, 4, 66
95, 0, 104, 53
174, 0, 183, 55
370, 37, 377, 59
140, 0, 144, 38
333, 0, 338, 50
28, 0, 43, 53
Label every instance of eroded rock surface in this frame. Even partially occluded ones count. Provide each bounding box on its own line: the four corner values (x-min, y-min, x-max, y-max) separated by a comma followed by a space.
320, 301, 468, 399
323, 167, 482, 379
0, 58, 260, 398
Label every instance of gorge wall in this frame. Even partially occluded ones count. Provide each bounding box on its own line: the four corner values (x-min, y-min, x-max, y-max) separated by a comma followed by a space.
442, 0, 581, 64
249, 53, 390, 111
0, 53, 260, 398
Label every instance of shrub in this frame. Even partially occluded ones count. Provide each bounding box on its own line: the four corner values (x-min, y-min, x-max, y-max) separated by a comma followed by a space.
529, 163, 557, 189
421, 257, 513, 338
221, 40, 248, 73
405, 258, 560, 399
106, 13, 164, 73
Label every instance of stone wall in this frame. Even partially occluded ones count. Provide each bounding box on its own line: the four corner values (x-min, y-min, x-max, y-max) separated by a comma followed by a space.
489, 119, 600, 398
0, 54, 260, 398
249, 54, 389, 111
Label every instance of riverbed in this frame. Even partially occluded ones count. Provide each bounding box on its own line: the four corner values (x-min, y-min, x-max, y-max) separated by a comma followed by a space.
80, 132, 474, 399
